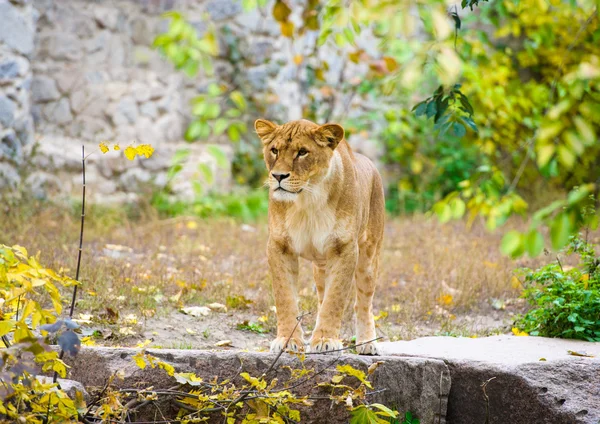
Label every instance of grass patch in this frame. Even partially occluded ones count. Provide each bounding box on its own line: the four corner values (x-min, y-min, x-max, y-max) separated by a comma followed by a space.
2, 197, 579, 348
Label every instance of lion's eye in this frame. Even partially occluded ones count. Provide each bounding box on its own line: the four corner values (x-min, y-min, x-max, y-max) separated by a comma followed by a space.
271, 148, 278, 155
297, 148, 308, 157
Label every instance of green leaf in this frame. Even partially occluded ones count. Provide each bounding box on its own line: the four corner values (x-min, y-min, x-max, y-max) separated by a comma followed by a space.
425, 101, 437, 118
207, 145, 229, 169
185, 121, 204, 140
452, 122, 466, 138
449, 198, 466, 219
557, 145, 575, 169
413, 101, 427, 117
350, 405, 385, 424
213, 118, 229, 136
567, 184, 594, 205
229, 91, 247, 111
525, 229, 544, 257
501, 230, 523, 257
370, 403, 398, 418
433, 202, 452, 224
205, 103, 221, 119
550, 212, 572, 250
198, 163, 214, 184
207, 83, 222, 96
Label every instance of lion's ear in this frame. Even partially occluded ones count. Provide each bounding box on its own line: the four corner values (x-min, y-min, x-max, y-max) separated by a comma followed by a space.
314, 123, 344, 149
255, 119, 277, 142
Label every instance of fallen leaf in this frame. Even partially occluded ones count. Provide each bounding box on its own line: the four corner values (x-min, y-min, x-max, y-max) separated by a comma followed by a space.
567, 350, 595, 358
119, 327, 136, 336
181, 306, 211, 317
215, 340, 232, 347
186, 328, 197, 335
207, 303, 227, 313
511, 327, 528, 337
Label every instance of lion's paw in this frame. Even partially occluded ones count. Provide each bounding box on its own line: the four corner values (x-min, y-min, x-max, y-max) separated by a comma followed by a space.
308, 337, 344, 354
270, 337, 304, 353
356, 340, 379, 356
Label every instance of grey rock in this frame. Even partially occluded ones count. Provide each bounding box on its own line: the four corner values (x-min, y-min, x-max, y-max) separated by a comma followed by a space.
25, 171, 62, 199
0, 95, 16, 127
112, 96, 138, 125
13, 114, 34, 147
380, 336, 600, 424
54, 70, 82, 94
105, 82, 129, 101
119, 167, 152, 191
132, 82, 150, 103
29, 136, 81, 171
85, 30, 110, 54
248, 39, 274, 65
108, 34, 126, 67
247, 64, 271, 90
135, 116, 158, 145
43, 98, 73, 125
35, 376, 88, 400
93, 6, 119, 30
0, 129, 21, 160
0, 162, 19, 187
31, 75, 60, 102
139, 101, 158, 119
64, 347, 450, 424
0, 1, 34, 55
47, 33, 82, 61
131, 17, 152, 45
0, 59, 21, 80
205, 0, 242, 21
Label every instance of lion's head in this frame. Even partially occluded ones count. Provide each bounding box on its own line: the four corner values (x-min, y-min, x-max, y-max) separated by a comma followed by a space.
254, 119, 345, 202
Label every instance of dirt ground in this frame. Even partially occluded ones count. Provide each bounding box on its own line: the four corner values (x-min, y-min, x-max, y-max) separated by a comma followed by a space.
3, 202, 556, 352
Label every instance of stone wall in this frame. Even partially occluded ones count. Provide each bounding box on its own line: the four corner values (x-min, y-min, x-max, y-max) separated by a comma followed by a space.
0, 0, 380, 203
0, 0, 36, 190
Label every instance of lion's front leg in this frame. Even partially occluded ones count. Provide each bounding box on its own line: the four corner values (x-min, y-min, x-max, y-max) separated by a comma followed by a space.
267, 238, 304, 353
309, 240, 358, 353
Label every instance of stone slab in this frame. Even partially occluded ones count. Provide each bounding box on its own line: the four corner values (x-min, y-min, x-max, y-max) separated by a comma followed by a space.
380, 336, 600, 424
64, 347, 451, 424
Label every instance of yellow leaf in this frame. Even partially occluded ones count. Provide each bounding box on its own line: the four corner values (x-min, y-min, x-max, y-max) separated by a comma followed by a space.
133, 352, 147, 369
99, 142, 109, 154
113, 144, 121, 151
0, 320, 15, 337
437, 294, 453, 305
124, 146, 137, 161
135, 144, 155, 159
186, 221, 198, 230
512, 327, 528, 337
280, 21, 294, 37
511, 276, 522, 289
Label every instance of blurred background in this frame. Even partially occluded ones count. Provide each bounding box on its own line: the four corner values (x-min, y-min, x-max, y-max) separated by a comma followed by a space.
0, 0, 599, 348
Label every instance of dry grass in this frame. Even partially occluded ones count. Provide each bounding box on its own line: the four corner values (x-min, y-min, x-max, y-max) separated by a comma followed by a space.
2, 199, 550, 350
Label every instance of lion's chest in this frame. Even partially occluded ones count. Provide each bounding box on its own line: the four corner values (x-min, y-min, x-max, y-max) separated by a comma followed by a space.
285, 205, 336, 257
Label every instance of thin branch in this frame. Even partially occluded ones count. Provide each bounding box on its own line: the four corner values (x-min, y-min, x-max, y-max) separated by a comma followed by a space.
481, 376, 496, 424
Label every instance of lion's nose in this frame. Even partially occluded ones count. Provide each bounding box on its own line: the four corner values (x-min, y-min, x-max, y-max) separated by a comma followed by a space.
272, 173, 290, 182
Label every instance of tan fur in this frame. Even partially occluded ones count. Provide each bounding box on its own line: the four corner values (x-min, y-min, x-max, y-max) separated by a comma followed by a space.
255, 118, 385, 355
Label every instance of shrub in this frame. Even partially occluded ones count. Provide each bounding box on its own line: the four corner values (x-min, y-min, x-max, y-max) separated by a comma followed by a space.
514, 235, 600, 341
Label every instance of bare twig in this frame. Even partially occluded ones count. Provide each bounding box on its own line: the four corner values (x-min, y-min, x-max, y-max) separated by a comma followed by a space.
264, 311, 312, 376
481, 376, 496, 424
53, 145, 86, 384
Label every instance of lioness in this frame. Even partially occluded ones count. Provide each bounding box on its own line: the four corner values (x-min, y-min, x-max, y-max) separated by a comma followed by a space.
255, 118, 384, 355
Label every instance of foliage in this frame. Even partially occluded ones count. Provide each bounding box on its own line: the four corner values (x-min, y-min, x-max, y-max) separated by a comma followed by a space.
152, 0, 600, 254
428, 0, 600, 254
514, 235, 600, 342
152, 188, 268, 220
0, 244, 82, 420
